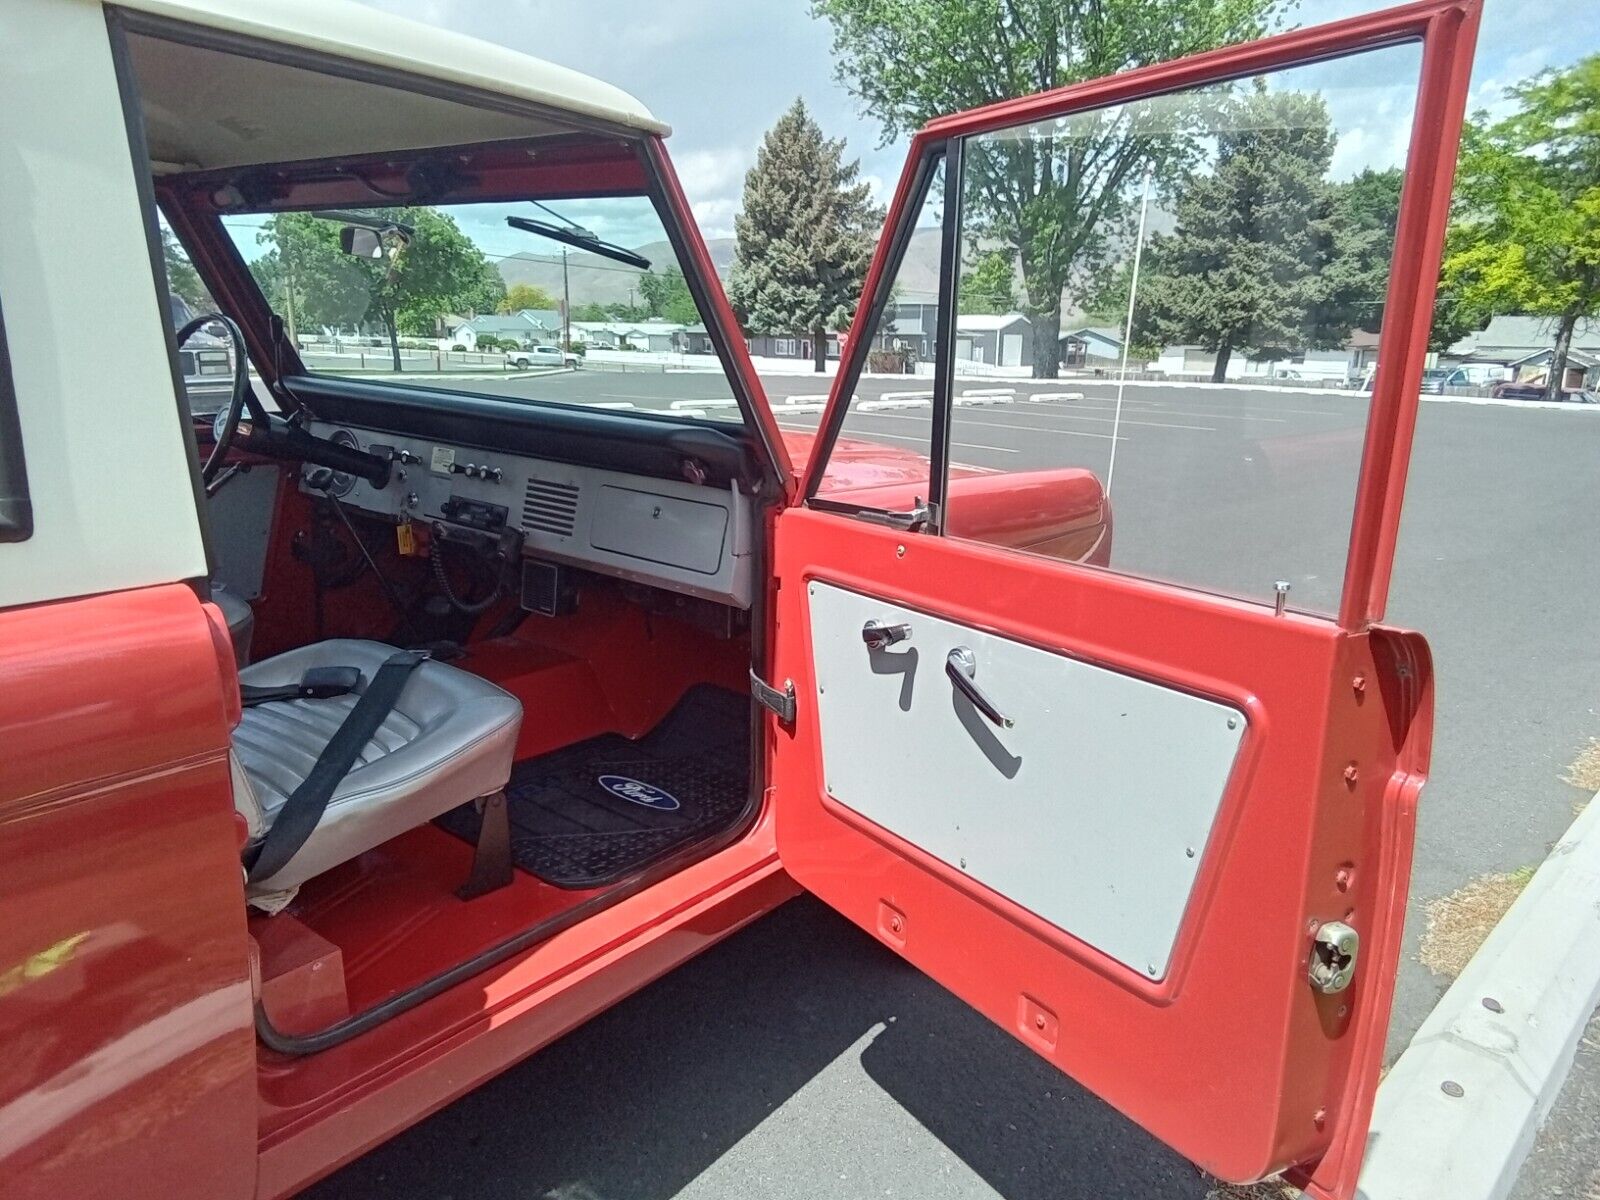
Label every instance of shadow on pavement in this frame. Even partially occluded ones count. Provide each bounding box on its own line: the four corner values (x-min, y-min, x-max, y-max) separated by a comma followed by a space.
307, 895, 1208, 1200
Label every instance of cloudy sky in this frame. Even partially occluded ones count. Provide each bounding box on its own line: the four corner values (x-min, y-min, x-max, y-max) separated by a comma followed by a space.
361, 0, 1597, 241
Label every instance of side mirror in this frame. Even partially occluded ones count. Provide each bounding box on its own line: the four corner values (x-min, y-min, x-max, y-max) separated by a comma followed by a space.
340, 226, 386, 259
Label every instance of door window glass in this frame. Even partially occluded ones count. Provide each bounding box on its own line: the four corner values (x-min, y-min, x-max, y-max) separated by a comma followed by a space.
808, 159, 945, 507
946, 42, 1424, 614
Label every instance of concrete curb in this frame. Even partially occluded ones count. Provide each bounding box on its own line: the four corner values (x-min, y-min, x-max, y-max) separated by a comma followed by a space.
1358, 789, 1600, 1199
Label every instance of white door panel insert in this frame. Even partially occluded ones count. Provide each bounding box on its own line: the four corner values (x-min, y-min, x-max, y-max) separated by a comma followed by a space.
807, 581, 1246, 979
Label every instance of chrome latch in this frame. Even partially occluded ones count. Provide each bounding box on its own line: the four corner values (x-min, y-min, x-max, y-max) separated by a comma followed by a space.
1308, 921, 1359, 994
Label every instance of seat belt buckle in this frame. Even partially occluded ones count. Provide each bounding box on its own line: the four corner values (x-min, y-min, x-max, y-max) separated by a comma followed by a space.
299, 666, 362, 699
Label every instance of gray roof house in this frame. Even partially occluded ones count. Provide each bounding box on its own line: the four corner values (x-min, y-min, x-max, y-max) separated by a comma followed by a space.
1445, 315, 1600, 363
447, 309, 562, 348
955, 313, 1033, 368
1061, 325, 1124, 367
1444, 315, 1600, 390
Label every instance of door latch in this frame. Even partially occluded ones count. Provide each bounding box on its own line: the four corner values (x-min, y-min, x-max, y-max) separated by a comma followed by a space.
1308, 921, 1359, 994
750, 669, 796, 726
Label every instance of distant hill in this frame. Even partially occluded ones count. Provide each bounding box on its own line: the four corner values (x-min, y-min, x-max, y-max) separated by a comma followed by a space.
497, 237, 738, 308
498, 216, 1169, 321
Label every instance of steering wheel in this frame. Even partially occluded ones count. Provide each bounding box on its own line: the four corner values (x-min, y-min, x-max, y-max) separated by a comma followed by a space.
177, 313, 262, 486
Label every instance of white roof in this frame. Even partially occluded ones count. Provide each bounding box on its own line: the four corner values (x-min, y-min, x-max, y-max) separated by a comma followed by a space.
116, 0, 668, 136
957, 313, 1030, 332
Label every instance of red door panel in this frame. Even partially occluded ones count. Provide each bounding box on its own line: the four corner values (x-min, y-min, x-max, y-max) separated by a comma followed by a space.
770, 511, 1433, 1188
766, 2, 1475, 1194
0, 584, 256, 1200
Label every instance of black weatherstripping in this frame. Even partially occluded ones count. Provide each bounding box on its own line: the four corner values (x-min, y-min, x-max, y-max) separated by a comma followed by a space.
0, 295, 31, 543
289, 375, 763, 490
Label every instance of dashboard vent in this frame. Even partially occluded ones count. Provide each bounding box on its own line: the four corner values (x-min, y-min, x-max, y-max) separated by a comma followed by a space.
522, 477, 581, 537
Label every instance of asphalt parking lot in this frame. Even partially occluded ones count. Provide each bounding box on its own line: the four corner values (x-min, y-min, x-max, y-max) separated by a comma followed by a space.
308, 367, 1600, 1199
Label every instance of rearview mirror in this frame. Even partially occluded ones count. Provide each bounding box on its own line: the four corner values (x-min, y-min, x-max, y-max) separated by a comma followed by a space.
340, 226, 385, 259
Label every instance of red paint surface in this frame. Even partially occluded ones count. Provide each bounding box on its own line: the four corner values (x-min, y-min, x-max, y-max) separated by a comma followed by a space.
768, 508, 1431, 1191
0, 584, 255, 1200
255, 822, 797, 1199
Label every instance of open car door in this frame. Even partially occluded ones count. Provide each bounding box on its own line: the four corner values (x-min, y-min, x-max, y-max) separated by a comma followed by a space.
764, 2, 1479, 1194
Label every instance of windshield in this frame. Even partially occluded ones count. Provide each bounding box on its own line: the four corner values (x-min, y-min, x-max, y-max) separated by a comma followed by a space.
220, 196, 741, 423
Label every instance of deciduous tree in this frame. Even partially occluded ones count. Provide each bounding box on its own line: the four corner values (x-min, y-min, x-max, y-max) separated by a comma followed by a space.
498, 282, 558, 314
639, 267, 701, 325
161, 225, 211, 312
958, 250, 1018, 314
1443, 55, 1600, 401
256, 208, 502, 369
813, 0, 1288, 377
728, 98, 882, 372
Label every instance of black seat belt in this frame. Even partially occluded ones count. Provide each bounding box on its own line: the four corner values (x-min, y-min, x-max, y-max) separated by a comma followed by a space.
245, 650, 426, 884
240, 665, 362, 707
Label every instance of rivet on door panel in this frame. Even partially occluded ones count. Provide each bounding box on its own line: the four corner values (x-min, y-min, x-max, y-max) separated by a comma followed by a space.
1018, 995, 1059, 1052
878, 900, 907, 948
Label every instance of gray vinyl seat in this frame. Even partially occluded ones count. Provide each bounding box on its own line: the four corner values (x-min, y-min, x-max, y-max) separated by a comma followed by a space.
232, 638, 522, 896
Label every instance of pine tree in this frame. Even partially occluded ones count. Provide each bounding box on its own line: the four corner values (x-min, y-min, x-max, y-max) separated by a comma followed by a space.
1133, 87, 1360, 382
729, 99, 882, 373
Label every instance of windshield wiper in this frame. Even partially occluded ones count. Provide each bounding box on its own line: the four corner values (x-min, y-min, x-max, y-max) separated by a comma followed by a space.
505, 215, 651, 270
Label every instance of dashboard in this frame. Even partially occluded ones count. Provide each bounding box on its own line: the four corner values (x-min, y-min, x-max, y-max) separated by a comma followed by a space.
302, 420, 757, 609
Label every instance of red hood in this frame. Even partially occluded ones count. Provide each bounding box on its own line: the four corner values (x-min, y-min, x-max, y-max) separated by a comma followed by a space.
781, 429, 991, 494
777, 429, 1112, 567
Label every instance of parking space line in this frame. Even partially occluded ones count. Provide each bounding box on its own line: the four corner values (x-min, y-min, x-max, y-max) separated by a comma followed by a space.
776, 422, 1023, 453
857, 408, 1186, 435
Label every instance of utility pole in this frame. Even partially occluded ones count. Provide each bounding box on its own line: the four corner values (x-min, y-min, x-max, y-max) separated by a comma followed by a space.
562, 247, 571, 352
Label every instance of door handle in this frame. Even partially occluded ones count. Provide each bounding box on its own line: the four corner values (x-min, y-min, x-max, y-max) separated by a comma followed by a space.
862, 619, 912, 650
945, 646, 1013, 729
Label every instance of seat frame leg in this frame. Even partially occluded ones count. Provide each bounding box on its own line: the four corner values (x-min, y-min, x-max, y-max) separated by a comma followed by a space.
457, 789, 513, 900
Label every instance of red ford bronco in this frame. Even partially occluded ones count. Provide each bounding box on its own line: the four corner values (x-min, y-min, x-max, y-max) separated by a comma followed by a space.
0, 0, 1477, 1196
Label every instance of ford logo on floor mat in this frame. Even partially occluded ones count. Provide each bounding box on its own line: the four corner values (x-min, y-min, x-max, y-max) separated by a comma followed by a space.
598, 774, 681, 811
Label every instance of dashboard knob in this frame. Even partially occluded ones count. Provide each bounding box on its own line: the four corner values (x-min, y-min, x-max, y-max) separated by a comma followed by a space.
486, 466, 503, 483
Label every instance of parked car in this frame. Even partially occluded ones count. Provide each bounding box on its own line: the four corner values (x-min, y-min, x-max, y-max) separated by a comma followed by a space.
0, 1, 1478, 1198
1491, 380, 1549, 401
1419, 366, 1472, 393
169, 292, 235, 412
507, 344, 578, 369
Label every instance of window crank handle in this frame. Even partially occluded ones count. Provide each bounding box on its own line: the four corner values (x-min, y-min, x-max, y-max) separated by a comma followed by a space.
945, 646, 1013, 729
862, 619, 912, 650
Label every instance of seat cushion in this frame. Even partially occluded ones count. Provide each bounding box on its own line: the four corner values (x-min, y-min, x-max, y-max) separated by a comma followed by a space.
233, 639, 522, 894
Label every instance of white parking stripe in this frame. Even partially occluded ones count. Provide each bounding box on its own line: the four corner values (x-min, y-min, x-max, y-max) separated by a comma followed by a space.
859, 407, 1205, 434
777, 423, 1023, 453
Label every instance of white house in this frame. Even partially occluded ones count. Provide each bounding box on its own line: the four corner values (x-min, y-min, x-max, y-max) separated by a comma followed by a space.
443, 308, 561, 350
569, 319, 685, 353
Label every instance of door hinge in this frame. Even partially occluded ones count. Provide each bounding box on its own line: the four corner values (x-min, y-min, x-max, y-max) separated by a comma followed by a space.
750, 669, 796, 726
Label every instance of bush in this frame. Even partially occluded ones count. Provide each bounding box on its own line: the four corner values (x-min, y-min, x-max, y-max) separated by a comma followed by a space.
866, 349, 909, 374
451, 343, 467, 352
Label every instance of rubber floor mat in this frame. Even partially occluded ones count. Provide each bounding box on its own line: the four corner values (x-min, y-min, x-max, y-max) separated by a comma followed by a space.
437, 685, 750, 889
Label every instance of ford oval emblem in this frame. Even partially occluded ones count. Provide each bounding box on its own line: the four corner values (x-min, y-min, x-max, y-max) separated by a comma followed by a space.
598, 774, 681, 811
